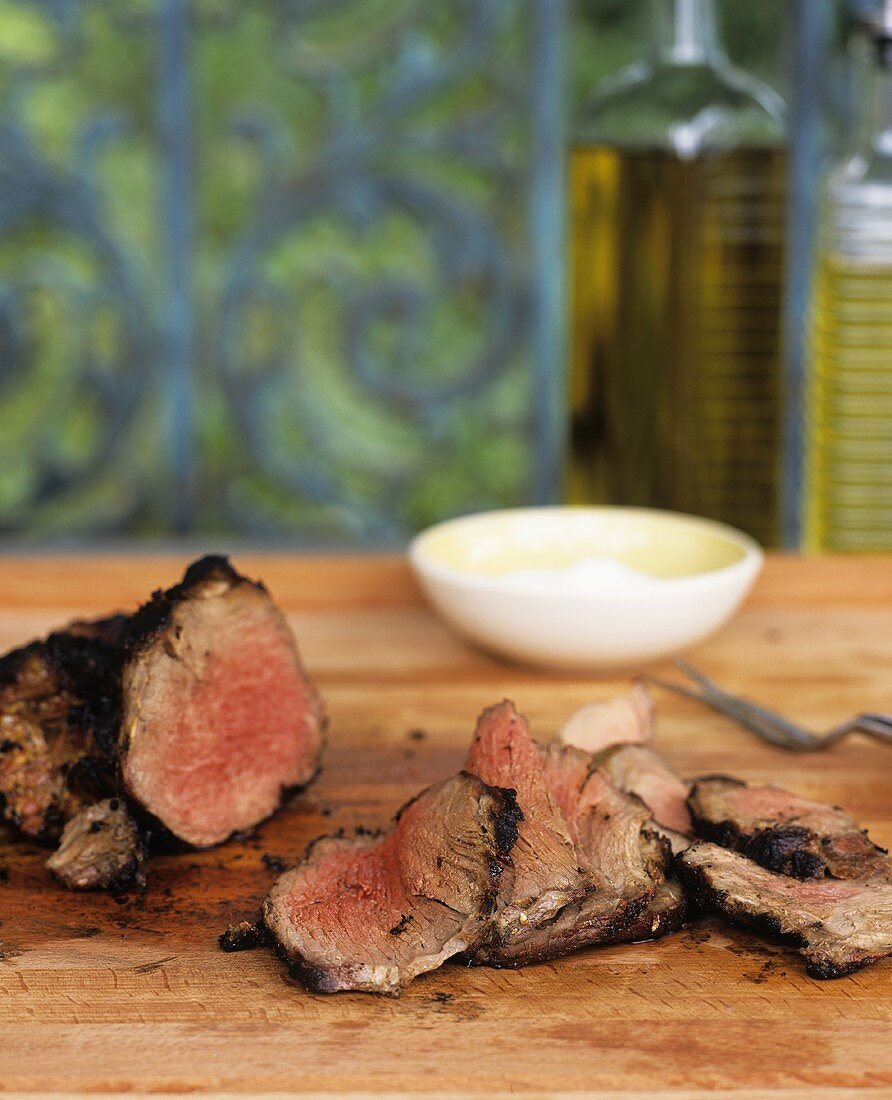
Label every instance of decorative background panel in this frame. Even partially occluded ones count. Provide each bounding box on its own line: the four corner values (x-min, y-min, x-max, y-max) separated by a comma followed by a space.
0, 0, 564, 543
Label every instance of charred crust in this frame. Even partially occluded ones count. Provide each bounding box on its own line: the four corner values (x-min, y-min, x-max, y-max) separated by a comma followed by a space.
804, 954, 874, 980
492, 787, 523, 857
690, 810, 838, 882
219, 920, 266, 952
118, 555, 251, 664
106, 851, 148, 895
690, 775, 745, 791
289, 963, 331, 993
742, 825, 816, 877
673, 853, 847, 977
301, 825, 384, 863
789, 849, 827, 879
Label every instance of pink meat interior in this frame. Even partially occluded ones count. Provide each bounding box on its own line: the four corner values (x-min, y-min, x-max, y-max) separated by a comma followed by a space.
466, 701, 579, 906
721, 784, 847, 829
690, 845, 862, 909
612, 747, 692, 835
285, 833, 408, 958
122, 585, 321, 846
271, 774, 497, 977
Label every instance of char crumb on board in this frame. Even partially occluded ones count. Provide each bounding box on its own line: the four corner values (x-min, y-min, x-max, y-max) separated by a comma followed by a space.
220, 920, 265, 952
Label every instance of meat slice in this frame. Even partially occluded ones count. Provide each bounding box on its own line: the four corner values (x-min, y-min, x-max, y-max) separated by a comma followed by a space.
464, 701, 586, 949
0, 625, 121, 843
621, 877, 688, 943
485, 744, 675, 966
46, 797, 146, 892
262, 772, 520, 995
115, 556, 325, 848
599, 744, 692, 850
542, 746, 665, 893
558, 684, 654, 755
677, 841, 892, 979
688, 776, 891, 883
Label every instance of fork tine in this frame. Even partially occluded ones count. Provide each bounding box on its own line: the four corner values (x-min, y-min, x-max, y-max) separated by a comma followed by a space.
672, 657, 721, 692
643, 671, 802, 748
652, 662, 892, 752
674, 658, 821, 746
848, 716, 892, 746
660, 659, 822, 750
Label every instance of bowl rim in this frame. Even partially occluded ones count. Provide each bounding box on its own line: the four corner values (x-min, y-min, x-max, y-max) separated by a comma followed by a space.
408, 505, 764, 599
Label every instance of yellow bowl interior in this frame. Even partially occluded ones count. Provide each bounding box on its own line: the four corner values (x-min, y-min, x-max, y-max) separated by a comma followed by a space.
419, 508, 749, 580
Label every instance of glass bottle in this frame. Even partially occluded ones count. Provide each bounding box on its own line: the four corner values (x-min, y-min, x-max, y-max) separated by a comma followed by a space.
804, 4, 892, 551
568, 0, 788, 545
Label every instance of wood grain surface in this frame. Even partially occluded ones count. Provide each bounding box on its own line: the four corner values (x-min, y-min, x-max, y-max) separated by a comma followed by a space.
0, 554, 890, 1097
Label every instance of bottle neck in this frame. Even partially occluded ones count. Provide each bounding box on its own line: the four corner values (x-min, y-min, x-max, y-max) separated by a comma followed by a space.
870, 47, 892, 155
650, 0, 726, 66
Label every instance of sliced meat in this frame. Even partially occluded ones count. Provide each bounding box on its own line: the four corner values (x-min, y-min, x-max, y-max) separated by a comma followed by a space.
599, 744, 692, 849
688, 776, 891, 883
677, 841, 892, 979
46, 797, 146, 892
115, 556, 325, 848
487, 746, 673, 965
0, 625, 121, 843
558, 684, 654, 755
262, 771, 520, 995
464, 701, 586, 948
620, 877, 688, 943
543, 747, 666, 895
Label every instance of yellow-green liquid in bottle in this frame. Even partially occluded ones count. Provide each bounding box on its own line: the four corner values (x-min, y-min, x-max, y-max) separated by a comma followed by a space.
804, 254, 892, 550
803, 24, 892, 551
568, 145, 787, 546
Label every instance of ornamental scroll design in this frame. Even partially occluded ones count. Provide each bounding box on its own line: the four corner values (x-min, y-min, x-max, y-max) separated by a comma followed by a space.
0, 0, 563, 541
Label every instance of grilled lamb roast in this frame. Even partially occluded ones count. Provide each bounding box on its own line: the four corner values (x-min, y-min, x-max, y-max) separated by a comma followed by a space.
599, 744, 692, 851
677, 841, 892, 979
1, 556, 325, 892
0, 620, 123, 843
112, 556, 325, 848
558, 685, 654, 755
463, 701, 588, 957
485, 743, 678, 966
46, 797, 146, 892
688, 775, 891, 883
262, 771, 521, 995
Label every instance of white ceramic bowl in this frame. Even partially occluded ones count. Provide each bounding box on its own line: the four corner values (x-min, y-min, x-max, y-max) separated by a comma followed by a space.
409, 506, 763, 670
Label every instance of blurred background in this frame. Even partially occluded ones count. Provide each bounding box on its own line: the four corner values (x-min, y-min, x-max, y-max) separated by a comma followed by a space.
0, 0, 885, 548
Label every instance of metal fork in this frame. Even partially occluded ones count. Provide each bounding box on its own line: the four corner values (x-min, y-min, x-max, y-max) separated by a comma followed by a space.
643, 658, 892, 752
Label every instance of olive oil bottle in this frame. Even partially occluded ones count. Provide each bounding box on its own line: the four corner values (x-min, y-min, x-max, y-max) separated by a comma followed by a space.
568, 0, 788, 545
804, 6, 892, 550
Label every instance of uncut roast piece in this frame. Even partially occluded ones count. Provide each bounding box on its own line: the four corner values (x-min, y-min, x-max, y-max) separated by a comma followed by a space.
678, 841, 892, 979
111, 556, 325, 848
261, 772, 521, 995
0, 617, 125, 843
688, 776, 892, 884
0, 555, 326, 889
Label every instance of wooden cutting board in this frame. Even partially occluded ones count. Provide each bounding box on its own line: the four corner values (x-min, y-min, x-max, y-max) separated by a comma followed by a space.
1, 554, 890, 1098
